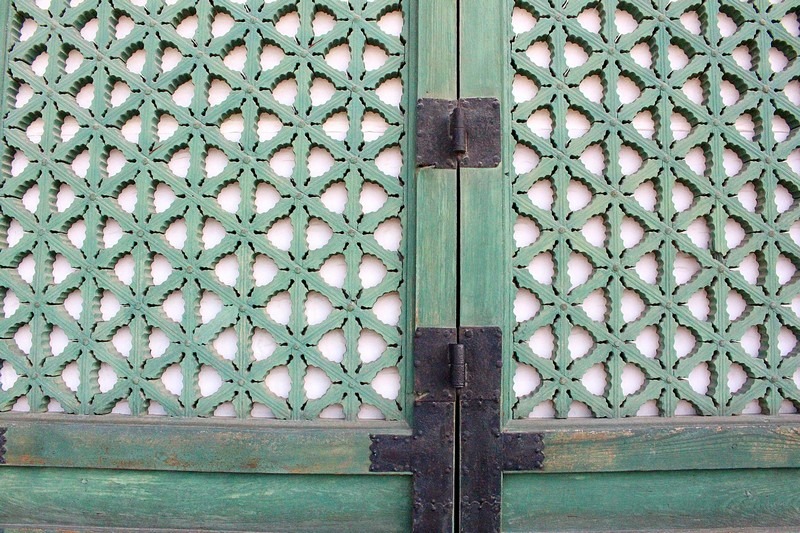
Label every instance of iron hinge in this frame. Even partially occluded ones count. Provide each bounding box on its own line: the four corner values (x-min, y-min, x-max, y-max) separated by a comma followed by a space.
416, 98, 501, 169
449, 343, 466, 389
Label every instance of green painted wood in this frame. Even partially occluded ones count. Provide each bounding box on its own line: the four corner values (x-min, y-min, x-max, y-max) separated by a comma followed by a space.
0, 1, 422, 527
0, 2, 11, 115
458, 173, 507, 328
12, 528, 800, 533
0, 415, 408, 474
458, 0, 509, 329
5, 529, 256, 533
503, 468, 800, 531
507, 417, 800, 473
413, 0, 458, 329
414, 170, 457, 328
14, 527, 797, 533
461, 0, 800, 527
0, 467, 411, 532
459, 0, 506, 100
415, 0, 457, 100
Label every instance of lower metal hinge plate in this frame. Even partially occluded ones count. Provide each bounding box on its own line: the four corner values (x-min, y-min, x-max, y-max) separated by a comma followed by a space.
370, 328, 457, 533
459, 327, 544, 532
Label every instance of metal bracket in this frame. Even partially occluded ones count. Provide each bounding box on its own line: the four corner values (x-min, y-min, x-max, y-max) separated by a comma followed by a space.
416, 98, 501, 169
502, 432, 545, 470
369, 434, 410, 472
371, 327, 544, 532
0, 427, 6, 465
459, 327, 544, 532
370, 328, 457, 532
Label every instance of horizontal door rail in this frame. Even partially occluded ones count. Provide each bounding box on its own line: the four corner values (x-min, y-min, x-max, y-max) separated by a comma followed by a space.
0, 415, 409, 475
505, 417, 800, 473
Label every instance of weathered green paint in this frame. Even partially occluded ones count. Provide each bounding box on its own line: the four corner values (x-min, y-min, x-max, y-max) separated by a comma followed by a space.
474, 0, 800, 527
413, 0, 458, 329
1, 415, 408, 474
0, 467, 411, 532
458, 171, 507, 328
459, 0, 507, 99
503, 468, 800, 531
414, 170, 457, 328
507, 417, 800, 473
416, 0, 457, 100
458, 0, 509, 329
0, 0, 799, 530
0, 0, 419, 529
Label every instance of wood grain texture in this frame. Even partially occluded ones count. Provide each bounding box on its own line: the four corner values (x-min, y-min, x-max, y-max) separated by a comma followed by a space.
416, 0, 457, 99
503, 469, 800, 531
458, 171, 507, 328
413, 0, 458, 329
0, 467, 411, 532
415, 170, 457, 328
0, 415, 409, 474
457, 0, 510, 328
506, 417, 800, 473
3, 526, 797, 533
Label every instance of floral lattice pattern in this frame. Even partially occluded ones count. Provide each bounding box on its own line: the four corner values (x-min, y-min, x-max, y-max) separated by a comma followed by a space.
0, 0, 408, 420
510, 0, 800, 417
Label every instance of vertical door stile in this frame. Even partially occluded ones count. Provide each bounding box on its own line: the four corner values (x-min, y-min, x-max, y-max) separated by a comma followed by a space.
458, 0, 511, 530
412, 0, 459, 531
414, 0, 459, 330
458, 0, 510, 331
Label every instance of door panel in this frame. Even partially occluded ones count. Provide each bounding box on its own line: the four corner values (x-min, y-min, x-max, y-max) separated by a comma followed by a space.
0, 0, 435, 529
503, 469, 800, 532
0, 467, 411, 532
461, 0, 800, 529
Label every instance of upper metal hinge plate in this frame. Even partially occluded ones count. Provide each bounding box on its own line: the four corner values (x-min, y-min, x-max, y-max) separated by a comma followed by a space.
416, 98, 501, 169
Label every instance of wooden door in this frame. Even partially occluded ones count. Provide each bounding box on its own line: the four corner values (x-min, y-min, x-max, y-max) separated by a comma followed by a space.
3, 0, 800, 531
0, 0, 459, 530
458, 0, 800, 530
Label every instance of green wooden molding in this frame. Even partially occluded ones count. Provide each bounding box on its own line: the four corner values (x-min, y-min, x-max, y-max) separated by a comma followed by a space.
458, 0, 510, 328
503, 468, 800, 531
413, 0, 458, 329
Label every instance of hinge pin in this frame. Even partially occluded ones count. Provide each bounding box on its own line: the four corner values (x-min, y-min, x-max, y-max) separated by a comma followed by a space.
449, 343, 466, 389
451, 106, 467, 155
